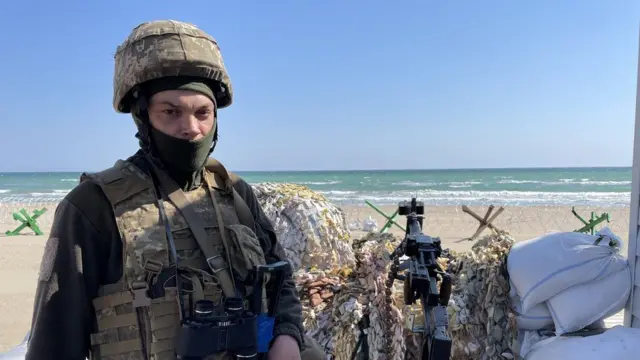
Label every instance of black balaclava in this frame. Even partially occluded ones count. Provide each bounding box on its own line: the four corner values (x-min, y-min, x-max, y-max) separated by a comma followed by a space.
131, 76, 219, 191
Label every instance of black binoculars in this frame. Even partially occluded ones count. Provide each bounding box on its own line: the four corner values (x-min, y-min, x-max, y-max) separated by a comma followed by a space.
174, 297, 258, 359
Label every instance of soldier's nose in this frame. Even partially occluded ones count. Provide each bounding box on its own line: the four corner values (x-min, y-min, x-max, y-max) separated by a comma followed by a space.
180, 117, 202, 139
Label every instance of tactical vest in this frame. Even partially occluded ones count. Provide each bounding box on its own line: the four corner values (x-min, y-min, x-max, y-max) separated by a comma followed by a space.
81, 158, 266, 360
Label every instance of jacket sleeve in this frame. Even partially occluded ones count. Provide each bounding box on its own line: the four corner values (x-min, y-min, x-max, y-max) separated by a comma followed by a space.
26, 181, 120, 360
232, 178, 306, 350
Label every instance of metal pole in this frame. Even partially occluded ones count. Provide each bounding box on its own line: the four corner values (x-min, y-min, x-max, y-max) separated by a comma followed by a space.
624, 25, 640, 328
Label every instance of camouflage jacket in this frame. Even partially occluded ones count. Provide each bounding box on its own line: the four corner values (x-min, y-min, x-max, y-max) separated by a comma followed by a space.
25, 151, 305, 360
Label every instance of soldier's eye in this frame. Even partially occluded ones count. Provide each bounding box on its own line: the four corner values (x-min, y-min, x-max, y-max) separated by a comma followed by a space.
196, 109, 212, 118
163, 109, 178, 116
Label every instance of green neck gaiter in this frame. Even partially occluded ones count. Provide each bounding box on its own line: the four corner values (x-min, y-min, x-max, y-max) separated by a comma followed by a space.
133, 77, 219, 191
149, 126, 216, 190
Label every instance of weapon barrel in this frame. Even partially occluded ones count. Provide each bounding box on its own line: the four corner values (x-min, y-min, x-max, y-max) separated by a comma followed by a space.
408, 216, 422, 235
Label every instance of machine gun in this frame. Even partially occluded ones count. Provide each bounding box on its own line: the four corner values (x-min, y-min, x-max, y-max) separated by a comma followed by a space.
387, 197, 453, 360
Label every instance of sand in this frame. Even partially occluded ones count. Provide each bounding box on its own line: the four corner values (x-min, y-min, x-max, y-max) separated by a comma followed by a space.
346, 204, 631, 254
0, 226, 46, 352
0, 202, 632, 351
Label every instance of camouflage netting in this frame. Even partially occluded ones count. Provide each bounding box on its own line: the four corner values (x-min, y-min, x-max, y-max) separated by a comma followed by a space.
253, 184, 519, 360
252, 183, 356, 271
294, 232, 419, 360
447, 231, 519, 360
291, 231, 518, 360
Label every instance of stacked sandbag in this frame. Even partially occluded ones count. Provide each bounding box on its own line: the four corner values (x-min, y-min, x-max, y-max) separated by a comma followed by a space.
446, 231, 520, 360
507, 227, 631, 336
252, 182, 356, 271
525, 326, 640, 360
509, 287, 553, 331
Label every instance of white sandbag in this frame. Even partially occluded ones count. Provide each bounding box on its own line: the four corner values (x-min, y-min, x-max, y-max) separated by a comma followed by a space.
595, 227, 623, 246
525, 326, 640, 360
511, 293, 554, 330
507, 229, 627, 313
519, 330, 550, 358
546, 265, 631, 335
348, 219, 362, 231
362, 215, 378, 232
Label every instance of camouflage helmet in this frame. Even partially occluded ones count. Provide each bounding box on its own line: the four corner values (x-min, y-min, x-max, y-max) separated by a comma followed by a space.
113, 20, 233, 113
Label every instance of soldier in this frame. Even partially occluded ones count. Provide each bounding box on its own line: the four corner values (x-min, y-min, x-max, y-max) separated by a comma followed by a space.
26, 20, 325, 360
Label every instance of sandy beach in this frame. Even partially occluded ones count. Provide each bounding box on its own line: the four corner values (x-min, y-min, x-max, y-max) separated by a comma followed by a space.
0, 202, 631, 351
346, 204, 631, 253
0, 226, 46, 352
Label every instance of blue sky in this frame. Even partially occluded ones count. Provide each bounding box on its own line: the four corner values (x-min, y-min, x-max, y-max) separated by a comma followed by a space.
0, 0, 638, 172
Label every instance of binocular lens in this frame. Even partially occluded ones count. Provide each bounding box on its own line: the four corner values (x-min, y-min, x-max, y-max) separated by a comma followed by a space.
224, 297, 244, 314
194, 300, 215, 319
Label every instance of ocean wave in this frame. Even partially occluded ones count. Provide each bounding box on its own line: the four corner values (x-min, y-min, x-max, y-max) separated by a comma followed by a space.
0, 187, 631, 208
0, 189, 10, 194
322, 190, 357, 195
29, 190, 70, 197
0, 196, 62, 205
391, 181, 436, 187
318, 189, 631, 207
297, 180, 341, 185
498, 179, 631, 186
392, 180, 484, 187
448, 181, 483, 188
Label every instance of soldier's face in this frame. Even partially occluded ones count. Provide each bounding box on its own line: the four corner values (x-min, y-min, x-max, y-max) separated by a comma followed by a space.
147, 90, 216, 140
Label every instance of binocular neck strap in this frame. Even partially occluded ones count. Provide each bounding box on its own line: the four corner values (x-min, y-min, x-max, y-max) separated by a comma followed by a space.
147, 160, 238, 299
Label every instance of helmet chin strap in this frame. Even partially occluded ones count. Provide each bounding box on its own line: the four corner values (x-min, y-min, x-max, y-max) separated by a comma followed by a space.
209, 122, 219, 155
208, 99, 219, 155
133, 113, 154, 156
131, 86, 154, 156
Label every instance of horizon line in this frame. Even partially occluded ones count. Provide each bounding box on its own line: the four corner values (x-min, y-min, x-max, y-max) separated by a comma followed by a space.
0, 165, 632, 174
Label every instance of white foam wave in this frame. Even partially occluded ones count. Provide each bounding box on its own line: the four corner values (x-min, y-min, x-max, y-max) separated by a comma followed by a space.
0, 186, 631, 208
447, 181, 482, 189
0, 196, 62, 205
29, 190, 70, 197
0, 189, 10, 194
320, 190, 357, 195
298, 180, 341, 185
497, 179, 631, 186
392, 181, 436, 187
322, 189, 631, 207
393, 181, 482, 187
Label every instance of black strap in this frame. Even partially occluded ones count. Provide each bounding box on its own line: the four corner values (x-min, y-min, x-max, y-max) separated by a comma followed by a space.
146, 160, 237, 299
350, 315, 370, 360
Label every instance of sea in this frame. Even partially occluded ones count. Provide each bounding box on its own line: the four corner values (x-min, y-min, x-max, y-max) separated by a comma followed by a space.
0, 167, 632, 207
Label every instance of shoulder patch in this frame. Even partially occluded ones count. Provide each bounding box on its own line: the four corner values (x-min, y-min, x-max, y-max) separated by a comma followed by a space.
38, 237, 59, 282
